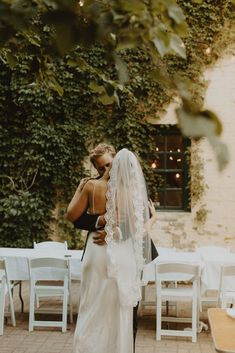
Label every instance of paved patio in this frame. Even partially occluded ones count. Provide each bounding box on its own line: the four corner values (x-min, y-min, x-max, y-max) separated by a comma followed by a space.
0, 282, 217, 353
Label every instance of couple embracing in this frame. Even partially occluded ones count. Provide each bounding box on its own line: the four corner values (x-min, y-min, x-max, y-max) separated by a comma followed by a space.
67, 143, 158, 353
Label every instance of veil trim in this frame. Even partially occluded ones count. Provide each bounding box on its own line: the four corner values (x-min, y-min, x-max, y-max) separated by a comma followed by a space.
104, 154, 146, 307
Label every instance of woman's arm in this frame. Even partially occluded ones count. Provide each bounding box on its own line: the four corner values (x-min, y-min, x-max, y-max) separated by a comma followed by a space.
66, 181, 92, 222
144, 199, 157, 233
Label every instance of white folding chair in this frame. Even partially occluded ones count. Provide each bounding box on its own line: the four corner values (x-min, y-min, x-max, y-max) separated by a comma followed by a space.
196, 246, 230, 311
155, 263, 199, 343
217, 265, 235, 309
28, 258, 69, 332
33, 241, 68, 251
33, 241, 73, 321
140, 247, 177, 311
0, 259, 16, 335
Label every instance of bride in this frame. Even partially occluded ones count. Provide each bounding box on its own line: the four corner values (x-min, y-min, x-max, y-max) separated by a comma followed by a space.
70, 148, 157, 353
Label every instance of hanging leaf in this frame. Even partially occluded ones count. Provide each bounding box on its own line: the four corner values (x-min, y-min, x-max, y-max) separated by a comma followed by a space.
98, 93, 115, 105
114, 53, 129, 84
88, 82, 105, 94
116, 0, 147, 15
6, 52, 17, 68
167, 3, 185, 24
169, 33, 186, 59
176, 107, 229, 170
48, 76, 64, 96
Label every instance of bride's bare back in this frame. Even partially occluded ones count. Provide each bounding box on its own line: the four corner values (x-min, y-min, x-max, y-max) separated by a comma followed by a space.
88, 179, 107, 215
66, 178, 107, 221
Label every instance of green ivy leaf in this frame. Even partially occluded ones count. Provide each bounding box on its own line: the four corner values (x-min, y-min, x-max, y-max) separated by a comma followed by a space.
116, 0, 147, 15
89, 82, 105, 94
6, 52, 17, 68
48, 76, 64, 96
98, 93, 115, 105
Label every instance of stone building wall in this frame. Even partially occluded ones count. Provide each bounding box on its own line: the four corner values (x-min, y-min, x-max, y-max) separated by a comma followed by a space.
150, 55, 235, 252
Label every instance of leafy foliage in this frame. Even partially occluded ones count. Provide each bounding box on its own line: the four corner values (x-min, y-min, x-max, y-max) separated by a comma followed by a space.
0, 0, 234, 247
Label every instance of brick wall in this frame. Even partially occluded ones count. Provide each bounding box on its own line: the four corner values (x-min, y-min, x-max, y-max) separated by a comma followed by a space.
151, 54, 235, 252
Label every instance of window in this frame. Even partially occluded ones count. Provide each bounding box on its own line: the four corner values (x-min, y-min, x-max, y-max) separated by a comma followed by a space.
150, 126, 191, 211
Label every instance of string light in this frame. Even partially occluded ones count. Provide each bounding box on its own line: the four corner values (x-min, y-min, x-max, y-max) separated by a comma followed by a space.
175, 173, 180, 179
177, 148, 181, 152
156, 147, 159, 152
151, 162, 157, 169
177, 158, 181, 162
169, 156, 173, 160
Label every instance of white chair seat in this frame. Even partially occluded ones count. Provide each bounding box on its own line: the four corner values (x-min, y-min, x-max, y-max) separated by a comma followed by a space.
161, 287, 194, 300
34, 285, 69, 296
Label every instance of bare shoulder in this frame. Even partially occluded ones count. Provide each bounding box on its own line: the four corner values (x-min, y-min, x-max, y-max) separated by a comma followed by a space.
84, 179, 96, 190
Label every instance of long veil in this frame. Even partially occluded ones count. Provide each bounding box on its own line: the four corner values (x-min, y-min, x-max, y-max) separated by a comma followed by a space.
104, 148, 151, 307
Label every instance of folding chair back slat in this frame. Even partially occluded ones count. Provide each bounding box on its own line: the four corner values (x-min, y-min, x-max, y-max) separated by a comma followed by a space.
0, 259, 16, 335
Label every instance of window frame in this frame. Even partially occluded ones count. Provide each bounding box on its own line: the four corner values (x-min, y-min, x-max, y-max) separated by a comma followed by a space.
153, 126, 191, 212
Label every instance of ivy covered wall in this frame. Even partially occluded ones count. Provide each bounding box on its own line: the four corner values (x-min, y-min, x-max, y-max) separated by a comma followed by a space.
0, 0, 234, 248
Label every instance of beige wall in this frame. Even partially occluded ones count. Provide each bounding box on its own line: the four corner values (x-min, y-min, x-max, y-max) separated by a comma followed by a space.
151, 55, 235, 252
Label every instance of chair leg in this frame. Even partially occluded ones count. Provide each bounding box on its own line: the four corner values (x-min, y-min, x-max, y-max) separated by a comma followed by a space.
35, 294, 40, 308
0, 279, 6, 335
192, 288, 198, 342
68, 281, 73, 324
8, 290, 16, 326
69, 292, 73, 324
29, 284, 35, 332
156, 291, 161, 341
62, 291, 68, 332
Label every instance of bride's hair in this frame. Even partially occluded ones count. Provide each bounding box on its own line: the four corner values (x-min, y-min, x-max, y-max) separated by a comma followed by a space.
89, 143, 116, 166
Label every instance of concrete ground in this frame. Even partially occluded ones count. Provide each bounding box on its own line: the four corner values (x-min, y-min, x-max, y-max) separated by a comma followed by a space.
0, 282, 217, 353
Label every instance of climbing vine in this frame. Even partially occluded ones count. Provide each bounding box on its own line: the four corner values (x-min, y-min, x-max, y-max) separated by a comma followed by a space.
0, 1, 234, 247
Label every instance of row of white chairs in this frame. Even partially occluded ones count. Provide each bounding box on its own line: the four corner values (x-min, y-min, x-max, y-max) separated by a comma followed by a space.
1, 243, 235, 340
142, 245, 235, 343
0, 241, 73, 335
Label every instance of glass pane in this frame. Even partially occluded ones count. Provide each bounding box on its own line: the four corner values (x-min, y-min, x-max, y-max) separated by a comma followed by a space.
155, 136, 165, 152
166, 172, 182, 188
156, 154, 164, 169
166, 190, 182, 207
167, 135, 183, 152
166, 154, 183, 169
157, 191, 165, 207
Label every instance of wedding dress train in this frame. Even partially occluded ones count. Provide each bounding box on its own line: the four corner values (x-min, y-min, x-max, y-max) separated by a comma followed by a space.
73, 232, 133, 353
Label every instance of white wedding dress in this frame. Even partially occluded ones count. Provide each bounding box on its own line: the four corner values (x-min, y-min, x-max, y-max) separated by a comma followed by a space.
73, 149, 151, 353
73, 231, 133, 353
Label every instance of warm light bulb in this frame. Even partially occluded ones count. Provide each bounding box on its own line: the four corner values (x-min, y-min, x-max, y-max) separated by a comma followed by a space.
175, 173, 180, 179
169, 156, 173, 160
177, 148, 181, 152
177, 158, 181, 162
151, 162, 157, 169
156, 147, 159, 152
